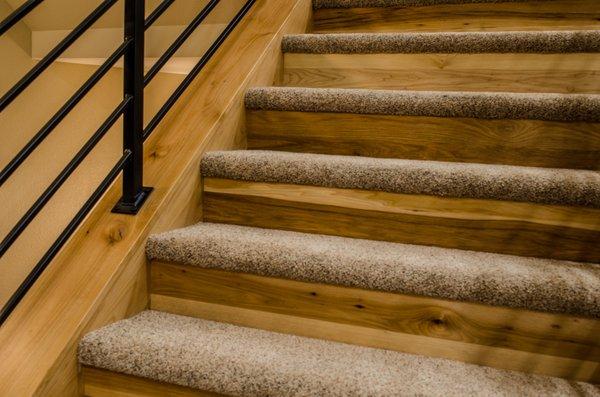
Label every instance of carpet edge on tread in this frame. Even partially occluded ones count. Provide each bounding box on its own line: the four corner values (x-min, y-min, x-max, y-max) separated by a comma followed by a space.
146, 222, 600, 318
200, 150, 600, 208
281, 31, 600, 54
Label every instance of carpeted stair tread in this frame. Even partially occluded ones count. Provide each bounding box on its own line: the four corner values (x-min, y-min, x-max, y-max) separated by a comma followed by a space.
314, 0, 543, 9
147, 223, 600, 318
78, 311, 600, 397
245, 86, 600, 122
282, 31, 600, 54
201, 150, 600, 208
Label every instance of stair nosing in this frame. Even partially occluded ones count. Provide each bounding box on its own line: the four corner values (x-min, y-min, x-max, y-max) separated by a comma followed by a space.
245, 86, 600, 122
201, 150, 600, 209
282, 30, 600, 54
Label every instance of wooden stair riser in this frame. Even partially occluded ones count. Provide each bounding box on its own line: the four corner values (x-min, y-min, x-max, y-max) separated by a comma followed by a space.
82, 367, 221, 397
202, 178, 600, 262
312, 0, 600, 33
282, 53, 600, 94
247, 110, 600, 170
150, 261, 600, 382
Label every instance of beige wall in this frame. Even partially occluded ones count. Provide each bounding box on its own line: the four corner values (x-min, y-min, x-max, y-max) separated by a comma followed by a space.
5, 0, 247, 30
1, 0, 247, 309
0, 0, 249, 309
32, 23, 228, 59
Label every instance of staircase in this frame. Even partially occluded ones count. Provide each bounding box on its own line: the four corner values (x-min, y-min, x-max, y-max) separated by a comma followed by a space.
78, 0, 600, 395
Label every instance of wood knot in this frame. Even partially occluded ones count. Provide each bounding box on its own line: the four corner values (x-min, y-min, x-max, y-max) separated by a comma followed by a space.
107, 223, 127, 244
148, 144, 168, 160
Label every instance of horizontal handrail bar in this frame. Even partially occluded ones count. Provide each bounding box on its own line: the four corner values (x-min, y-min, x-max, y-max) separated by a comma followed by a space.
143, 0, 256, 139
0, 40, 130, 187
0, 0, 44, 36
0, 150, 132, 324
144, 0, 175, 30
143, 0, 219, 87
0, 0, 118, 112
0, 97, 130, 259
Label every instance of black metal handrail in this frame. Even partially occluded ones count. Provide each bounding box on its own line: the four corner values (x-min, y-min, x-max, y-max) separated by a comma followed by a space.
144, 0, 257, 140
144, 0, 219, 86
144, 0, 175, 30
0, 40, 130, 186
0, 0, 256, 325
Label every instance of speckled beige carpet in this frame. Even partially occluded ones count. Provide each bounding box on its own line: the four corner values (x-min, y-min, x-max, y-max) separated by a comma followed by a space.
245, 87, 600, 122
282, 31, 600, 53
79, 311, 600, 396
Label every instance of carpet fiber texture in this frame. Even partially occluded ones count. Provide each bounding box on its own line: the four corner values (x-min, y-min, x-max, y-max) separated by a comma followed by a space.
245, 87, 600, 122
147, 223, 600, 317
313, 0, 543, 8
282, 31, 600, 54
201, 150, 600, 208
79, 311, 600, 397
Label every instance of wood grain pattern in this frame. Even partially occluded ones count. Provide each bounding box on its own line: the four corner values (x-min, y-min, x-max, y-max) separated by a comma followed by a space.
150, 262, 600, 382
0, 1, 312, 396
82, 367, 222, 397
203, 179, 600, 262
282, 53, 600, 94
247, 110, 600, 169
312, 0, 600, 33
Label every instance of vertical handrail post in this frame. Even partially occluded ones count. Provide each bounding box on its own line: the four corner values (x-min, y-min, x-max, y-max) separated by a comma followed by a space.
113, 0, 152, 214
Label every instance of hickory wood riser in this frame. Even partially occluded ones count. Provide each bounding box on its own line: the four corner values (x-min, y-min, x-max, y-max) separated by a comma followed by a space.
202, 178, 600, 263
82, 367, 222, 397
282, 53, 600, 94
312, 0, 600, 33
150, 261, 600, 382
247, 110, 600, 170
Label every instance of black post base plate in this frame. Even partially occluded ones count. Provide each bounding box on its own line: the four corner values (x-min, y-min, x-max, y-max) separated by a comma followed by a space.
112, 186, 153, 215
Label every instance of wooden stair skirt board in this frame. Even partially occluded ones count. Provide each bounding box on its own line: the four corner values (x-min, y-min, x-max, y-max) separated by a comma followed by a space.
311, 0, 600, 33
82, 367, 222, 397
246, 110, 600, 170
149, 261, 600, 383
281, 53, 600, 94
201, 178, 600, 263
